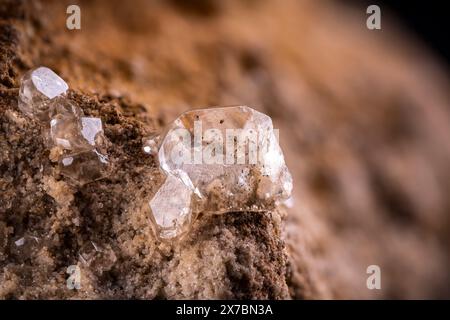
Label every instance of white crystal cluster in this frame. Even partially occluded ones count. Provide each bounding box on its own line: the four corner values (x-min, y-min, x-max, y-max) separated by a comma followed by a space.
18, 67, 109, 185
149, 106, 293, 239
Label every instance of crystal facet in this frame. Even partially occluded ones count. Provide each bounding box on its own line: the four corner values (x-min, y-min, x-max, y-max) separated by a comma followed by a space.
149, 106, 293, 239
54, 116, 109, 185
149, 174, 196, 239
18, 66, 68, 121
50, 113, 108, 185
59, 149, 109, 185
78, 241, 101, 265
50, 113, 85, 151
10, 235, 41, 262
80, 117, 105, 147
78, 241, 117, 271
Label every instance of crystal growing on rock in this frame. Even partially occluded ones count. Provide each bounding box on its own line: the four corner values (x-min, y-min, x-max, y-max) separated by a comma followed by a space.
59, 149, 109, 185
50, 111, 108, 185
142, 136, 159, 155
14, 235, 39, 247
54, 116, 109, 185
78, 241, 101, 265
10, 235, 41, 262
50, 113, 84, 151
78, 241, 117, 272
50, 115, 107, 151
18, 67, 110, 185
18, 66, 69, 121
149, 106, 293, 239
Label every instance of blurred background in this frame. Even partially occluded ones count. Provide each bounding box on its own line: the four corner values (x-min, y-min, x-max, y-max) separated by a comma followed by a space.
349, 0, 449, 64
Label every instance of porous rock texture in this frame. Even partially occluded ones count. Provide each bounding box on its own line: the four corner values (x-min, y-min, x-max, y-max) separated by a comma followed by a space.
1, 0, 450, 299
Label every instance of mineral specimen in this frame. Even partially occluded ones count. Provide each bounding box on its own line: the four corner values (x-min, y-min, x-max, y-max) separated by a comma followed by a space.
78, 241, 117, 272
18, 67, 110, 185
59, 149, 109, 185
50, 113, 109, 184
50, 111, 84, 151
78, 241, 101, 265
10, 235, 41, 262
149, 106, 293, 239
18, 66, 69, 121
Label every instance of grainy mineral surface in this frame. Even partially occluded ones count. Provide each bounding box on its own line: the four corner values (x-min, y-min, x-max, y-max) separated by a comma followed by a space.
1, 0, 450, 299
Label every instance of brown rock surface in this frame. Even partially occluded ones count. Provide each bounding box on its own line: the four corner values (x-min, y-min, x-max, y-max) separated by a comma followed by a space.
1, 0, 449, 299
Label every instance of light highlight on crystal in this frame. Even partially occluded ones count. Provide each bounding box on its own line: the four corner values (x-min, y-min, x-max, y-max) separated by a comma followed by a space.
149, 174, 195, 239
148, 106, 293, 239
17, 66, 110, 185
18, 66, 68, 120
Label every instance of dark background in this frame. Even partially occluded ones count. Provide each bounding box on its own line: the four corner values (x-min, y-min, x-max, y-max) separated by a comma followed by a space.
349, 1, 449, 65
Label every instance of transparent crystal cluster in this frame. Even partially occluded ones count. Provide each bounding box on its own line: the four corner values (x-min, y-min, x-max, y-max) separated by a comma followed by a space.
18, 67, 109, 185
149, 106, 293, 239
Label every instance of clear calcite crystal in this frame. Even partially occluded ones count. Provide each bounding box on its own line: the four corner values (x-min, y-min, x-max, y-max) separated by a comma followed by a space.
79, 241, 100, 265
10, 235, 41, 262
18, 67, 110, 185
142, 136, 160, 155
50, 113, 84, 151
51, 115, 106, 150
149, 106, 293, 239
18, 66, 69, 121
50, 110, 109, 185
59, 149, 109, 185
78, 241, 117, 271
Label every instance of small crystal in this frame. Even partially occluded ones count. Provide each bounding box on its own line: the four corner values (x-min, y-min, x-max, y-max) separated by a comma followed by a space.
142, 136, 159, 155
50, 114, 85, 151
149, 106, 293, 239
51, 114, 109, 185
59, 149, 109, 185
11, 235, 41, 261
79, 241, 101, 265
78, 241, 117, 272
18, 67, 68, 121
